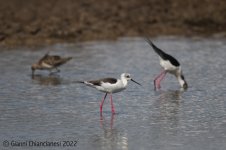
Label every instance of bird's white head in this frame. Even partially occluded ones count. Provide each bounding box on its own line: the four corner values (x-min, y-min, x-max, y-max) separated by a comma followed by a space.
174, 67, 188, 89
179, 74, 188, 89
121, 73, 141, 86
121, 73, 131, 80
176, 70, 188, 89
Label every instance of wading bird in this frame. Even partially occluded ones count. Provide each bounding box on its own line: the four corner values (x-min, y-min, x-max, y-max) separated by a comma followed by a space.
77, 73, 141, 114
145, 38, 188, 89
31, 52, 72, 75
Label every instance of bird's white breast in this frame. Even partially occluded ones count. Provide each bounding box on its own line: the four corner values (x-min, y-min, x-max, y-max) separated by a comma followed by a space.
97, 80, 126, 93
159, 58, 178, 73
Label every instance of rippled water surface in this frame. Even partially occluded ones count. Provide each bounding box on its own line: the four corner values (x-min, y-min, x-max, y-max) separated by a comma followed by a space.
0, 37, 226, 150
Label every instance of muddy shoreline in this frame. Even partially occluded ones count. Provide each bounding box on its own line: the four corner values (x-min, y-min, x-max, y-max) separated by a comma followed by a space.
1, 0, 226, 47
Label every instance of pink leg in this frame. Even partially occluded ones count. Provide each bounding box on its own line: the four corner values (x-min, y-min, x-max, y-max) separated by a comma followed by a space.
99, 112, 104, 128
154, 70, 164, 89
156, 71, 167, 89
154, 70, 166, 89
110, 93, 115, 114
110, 114, 115, 129
100, 93, 108, 113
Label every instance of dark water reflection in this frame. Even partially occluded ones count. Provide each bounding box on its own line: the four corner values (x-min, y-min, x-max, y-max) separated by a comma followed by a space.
31, 74, 62, 86
0, 37, 226, 150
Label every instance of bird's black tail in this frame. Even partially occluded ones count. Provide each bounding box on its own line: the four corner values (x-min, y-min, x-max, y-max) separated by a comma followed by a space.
73, 81, 85, 84
145, 37, 166, 58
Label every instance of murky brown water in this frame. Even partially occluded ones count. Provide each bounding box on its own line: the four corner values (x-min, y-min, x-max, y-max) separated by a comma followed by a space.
0, 37, 226, 150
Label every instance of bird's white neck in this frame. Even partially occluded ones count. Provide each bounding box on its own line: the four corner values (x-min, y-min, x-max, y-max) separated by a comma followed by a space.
175, 68, 185, 88
120, 77, 128, 87
177, 76, 185, 87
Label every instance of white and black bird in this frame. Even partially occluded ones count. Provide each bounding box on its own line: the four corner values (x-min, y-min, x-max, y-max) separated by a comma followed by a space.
77, 73, 141, 114
145, 38, 188, 89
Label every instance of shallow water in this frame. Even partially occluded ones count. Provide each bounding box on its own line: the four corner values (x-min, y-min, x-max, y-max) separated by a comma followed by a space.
0, 37, 226, 150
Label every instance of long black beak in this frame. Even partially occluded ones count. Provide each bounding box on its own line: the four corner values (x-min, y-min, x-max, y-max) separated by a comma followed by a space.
32, 69, 35, 75
131, 79, 142, 86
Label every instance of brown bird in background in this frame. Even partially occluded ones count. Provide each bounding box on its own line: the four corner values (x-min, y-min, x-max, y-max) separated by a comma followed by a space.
31, 52, 72, 75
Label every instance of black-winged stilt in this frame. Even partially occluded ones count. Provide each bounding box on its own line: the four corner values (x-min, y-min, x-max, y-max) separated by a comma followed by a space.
77, 73, 141, 114
145, 38, 188, 89
31, 52, 72, 75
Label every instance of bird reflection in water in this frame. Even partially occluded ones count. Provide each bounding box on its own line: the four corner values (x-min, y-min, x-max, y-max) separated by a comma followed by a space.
100, 113, 115, 129
31, 74, 62, 86
158, 90, 183, 103
156, 90, 184, 133
158, 90, 183, 116
98, 113, 128, 150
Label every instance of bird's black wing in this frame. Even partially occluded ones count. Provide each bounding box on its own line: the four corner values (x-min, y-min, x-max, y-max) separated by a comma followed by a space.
88, 78, 117, 86
145, 38, 180, 66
